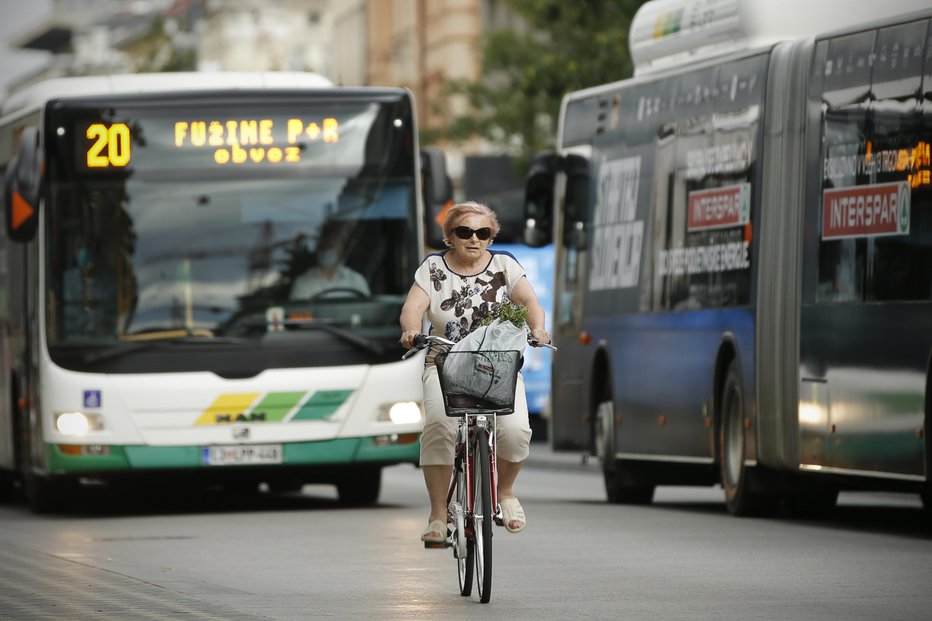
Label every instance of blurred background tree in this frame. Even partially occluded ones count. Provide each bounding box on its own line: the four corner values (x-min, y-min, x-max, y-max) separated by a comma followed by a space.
426, 0, 647, 172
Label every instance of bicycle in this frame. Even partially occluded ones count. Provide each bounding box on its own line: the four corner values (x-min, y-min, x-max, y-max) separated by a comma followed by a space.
403, 332, 556, 603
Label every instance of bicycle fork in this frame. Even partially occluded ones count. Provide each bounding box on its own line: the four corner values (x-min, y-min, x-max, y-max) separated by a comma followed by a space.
468, 415, 503, 530
444, 414, 502, 551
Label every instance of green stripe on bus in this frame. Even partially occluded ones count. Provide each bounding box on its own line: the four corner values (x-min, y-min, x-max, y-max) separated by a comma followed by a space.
126, 445, 201, 468
254, 391, 306, 422
291, 389, 354, 421
46, 444, 131, 472
283, 438, 358, 463
355, 437, 421, 462
46, 435, 419, 473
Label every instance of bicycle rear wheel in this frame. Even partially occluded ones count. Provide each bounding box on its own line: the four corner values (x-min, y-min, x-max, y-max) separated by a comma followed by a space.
474, 432, 493, 603
454, 457, 473, 596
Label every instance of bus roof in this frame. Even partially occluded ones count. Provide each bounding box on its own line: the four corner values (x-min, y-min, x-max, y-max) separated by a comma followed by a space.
630, 0, 931, 76
1, 71, 335, 119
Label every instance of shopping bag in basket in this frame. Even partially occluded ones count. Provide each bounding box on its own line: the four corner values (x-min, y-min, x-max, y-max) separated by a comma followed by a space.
439, 319, 526, 410
451, 318, 527, 355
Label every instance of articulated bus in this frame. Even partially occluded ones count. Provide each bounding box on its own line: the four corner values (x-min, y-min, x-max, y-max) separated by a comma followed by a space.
0, 72, 450, 511
525, 0, 932, 516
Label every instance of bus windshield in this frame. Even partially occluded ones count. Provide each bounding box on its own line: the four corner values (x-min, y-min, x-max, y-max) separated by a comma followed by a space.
43, 94, 419, 372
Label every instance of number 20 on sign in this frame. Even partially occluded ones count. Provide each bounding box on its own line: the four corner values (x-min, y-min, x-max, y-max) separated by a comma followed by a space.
86, 123, 131, 168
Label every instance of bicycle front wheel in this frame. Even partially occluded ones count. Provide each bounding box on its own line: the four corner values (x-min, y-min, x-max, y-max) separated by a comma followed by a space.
474, 432, 494, 603
455, 457, 473, 596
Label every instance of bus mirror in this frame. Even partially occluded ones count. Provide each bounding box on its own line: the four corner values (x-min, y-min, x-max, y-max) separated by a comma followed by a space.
420, 147, 453, 248
523, 217, 547, 247
565, 220, 588, 250
3, 126, 42, 242
523, 151, 559, 248
563, 154, 590, 250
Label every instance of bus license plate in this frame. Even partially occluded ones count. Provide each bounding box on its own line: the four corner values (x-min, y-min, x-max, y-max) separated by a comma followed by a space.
202, 444, 283, 466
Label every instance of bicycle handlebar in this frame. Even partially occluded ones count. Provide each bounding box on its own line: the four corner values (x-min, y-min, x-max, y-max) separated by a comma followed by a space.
401, 333, 556, 360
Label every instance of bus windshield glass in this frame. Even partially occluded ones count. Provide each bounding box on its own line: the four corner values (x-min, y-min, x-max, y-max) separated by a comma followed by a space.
43, 94, 419, 371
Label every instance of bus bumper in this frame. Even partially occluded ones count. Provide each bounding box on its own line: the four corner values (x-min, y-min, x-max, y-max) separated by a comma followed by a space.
45, 434, 420, 474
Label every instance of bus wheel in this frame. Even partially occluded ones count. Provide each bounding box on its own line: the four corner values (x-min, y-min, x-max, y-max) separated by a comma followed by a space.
0, 472, 17, 502
337, 466, 382, 506
719, 360, 778, 517
596, 400, 654, 504
24, 474, 67, 514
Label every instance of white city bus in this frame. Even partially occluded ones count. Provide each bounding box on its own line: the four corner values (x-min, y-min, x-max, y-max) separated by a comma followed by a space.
525, 0, 932, 516
0, 72, 448, 511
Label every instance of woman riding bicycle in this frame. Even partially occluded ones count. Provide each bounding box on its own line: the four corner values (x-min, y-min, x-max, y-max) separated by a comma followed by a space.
399, 201, 551, 545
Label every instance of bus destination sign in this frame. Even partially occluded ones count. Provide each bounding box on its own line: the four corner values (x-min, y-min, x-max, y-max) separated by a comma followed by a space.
82, 116, 341, 170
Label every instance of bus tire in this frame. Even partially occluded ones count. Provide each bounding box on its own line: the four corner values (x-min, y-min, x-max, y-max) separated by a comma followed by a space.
596, 400, 654, 505
0, 472, 17, 502
719, 360, 778, 517
336, 466, 381, 506
24, 473, 67, 514
922, 364, 931, 515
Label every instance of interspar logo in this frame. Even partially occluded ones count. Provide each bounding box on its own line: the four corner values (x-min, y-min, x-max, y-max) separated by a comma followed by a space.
822, 182, 910, 240
687, 183, 750, 231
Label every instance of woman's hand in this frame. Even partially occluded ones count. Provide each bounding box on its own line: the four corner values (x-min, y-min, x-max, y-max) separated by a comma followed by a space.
530, 327, 550, 345
400, 329, 421, 349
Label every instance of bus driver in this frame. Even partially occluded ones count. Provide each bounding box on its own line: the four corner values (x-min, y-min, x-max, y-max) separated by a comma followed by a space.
289, 225, 370, 300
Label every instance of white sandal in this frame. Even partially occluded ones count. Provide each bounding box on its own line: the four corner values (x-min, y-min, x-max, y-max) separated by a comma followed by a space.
499, 497, 526, 533
420, 519, 447, 545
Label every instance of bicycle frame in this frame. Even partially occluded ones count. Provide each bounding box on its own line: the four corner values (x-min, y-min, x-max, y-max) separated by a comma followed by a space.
447, 413, 499, 534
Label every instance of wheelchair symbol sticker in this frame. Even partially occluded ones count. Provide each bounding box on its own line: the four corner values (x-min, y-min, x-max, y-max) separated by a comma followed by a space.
83, 390, 101, 409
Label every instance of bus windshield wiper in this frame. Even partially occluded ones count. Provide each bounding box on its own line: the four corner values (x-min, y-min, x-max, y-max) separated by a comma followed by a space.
293, 321, 385, 357
82, 330, 245, 364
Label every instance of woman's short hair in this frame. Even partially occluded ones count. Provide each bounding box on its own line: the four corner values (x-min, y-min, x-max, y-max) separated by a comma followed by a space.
442, 201, 501, 244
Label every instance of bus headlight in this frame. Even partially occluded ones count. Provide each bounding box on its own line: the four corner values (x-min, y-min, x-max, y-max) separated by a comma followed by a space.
55, 412, 104, 436
378, 401, 423, 425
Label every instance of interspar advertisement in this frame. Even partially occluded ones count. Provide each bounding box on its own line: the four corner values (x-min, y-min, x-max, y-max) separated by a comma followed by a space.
687, 183, 750, 232
822, 181, 910, 240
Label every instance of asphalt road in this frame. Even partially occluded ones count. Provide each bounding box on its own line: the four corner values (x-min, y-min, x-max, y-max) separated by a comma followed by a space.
0, 445, 930, 621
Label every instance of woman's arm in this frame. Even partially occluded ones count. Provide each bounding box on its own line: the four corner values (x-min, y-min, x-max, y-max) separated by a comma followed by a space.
509, 277, 550, 344
399, 282, 430, 348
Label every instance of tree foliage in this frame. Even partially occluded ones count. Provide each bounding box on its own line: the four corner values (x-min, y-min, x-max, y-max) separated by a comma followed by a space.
427, 0, 648, 168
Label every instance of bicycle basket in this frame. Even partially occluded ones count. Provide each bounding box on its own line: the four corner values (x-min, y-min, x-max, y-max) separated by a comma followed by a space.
435, 350, 522, 416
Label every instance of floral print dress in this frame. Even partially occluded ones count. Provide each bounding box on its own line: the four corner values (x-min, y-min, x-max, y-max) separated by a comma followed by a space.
413, 250, 526, 358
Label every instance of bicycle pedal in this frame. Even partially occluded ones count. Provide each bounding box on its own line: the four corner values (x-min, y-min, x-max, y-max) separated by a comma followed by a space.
423, 540, 448, 550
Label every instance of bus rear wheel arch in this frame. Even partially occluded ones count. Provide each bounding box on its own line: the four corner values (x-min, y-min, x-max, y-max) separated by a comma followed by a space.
592, 363, 654, 505
717, 358, 778, 517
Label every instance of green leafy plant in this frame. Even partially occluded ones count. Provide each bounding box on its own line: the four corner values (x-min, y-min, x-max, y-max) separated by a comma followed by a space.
482, 301, 529, 329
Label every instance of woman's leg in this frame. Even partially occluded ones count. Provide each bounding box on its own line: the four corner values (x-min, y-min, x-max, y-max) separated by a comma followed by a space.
419, 366, 458, 528
423, 465, 453, 523
496, 457, 524, 500
496, 374, 532, 530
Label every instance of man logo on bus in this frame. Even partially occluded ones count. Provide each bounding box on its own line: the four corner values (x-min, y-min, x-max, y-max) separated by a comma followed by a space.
214, 411, 267, 424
